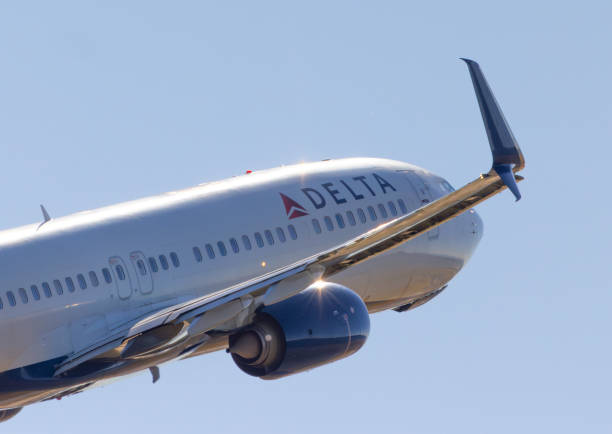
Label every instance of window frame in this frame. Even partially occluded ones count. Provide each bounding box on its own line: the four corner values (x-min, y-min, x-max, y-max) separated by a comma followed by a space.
230, 238, 240, 253
312, 219, 322, 234
217, 241, 228, 257
242, 235, 252, 250
18, 287, 28, 304
6, 291, 16, 307
193, 246, 203, 262
398, 198, 408, 214
115, 264, 127, 280
53, 279, 64, 295
170, 252, 180, 267
367, 206, 377, 221
276, 227, 286, 243
388, 200, 398, 216
42, 282, 52, 298
103, 267, 113, 283
357, 208, 367, 223
89, 271, 100, 287
254, 232, 265, 248
264, 230, 275, 245
77, 273, 88, 289
159, 255, 169, 270
335, 213, 346, 229
65, 277, 76, 293
287, 224, 298, 240
30, 285, 40, 301
378, 203, 388, 219
346, 210, 356, 226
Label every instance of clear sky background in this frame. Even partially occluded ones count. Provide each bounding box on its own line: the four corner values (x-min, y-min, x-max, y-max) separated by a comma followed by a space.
0, 1, 610, 433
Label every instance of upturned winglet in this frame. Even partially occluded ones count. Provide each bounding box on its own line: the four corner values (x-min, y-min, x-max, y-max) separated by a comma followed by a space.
461, 58, 525, 200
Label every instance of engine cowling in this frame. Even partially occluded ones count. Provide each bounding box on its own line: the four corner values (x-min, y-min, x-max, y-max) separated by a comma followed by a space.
229, 282, 370, 379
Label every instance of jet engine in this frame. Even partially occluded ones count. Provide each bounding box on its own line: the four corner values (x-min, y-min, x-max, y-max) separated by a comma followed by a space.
229, 282, 370, 379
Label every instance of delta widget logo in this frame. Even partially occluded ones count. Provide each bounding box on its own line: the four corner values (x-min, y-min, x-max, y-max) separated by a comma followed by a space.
279, 193, 309, 219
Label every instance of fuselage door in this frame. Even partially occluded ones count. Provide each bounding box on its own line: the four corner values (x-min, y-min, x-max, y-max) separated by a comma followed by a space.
129, 251, 154, 295
109, 256, 133, 300
403, 171, 439, 239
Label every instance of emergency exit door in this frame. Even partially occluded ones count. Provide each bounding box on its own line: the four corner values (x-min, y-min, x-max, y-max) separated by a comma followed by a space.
109, 256, 133, 300
129, 251, 154, 295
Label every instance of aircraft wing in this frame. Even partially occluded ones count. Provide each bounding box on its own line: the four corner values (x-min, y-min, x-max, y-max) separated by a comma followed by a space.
54, 59, 525, 377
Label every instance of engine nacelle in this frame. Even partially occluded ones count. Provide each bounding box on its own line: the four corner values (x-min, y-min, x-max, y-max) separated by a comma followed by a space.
229, 282, 370, 379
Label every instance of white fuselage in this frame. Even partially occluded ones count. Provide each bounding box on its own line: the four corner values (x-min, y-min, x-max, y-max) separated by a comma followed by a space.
0, 158, 482, 375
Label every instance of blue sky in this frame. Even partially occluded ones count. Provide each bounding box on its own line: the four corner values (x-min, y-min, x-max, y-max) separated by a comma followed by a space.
0, 1, 610, 432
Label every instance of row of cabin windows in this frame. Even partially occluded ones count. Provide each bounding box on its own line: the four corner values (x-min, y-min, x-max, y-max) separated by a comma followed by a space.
0, 198, 406, 311
311, 199, 408, 234
1, 269, 110, 310
192, 224, 298, 262
0, 250, 182, 310
147, 252, 180, 273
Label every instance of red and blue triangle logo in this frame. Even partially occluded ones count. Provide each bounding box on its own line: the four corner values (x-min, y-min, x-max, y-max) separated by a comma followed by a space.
280, 193, 309, 219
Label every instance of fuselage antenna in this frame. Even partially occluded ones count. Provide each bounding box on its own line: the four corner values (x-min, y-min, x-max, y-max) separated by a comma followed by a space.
37, 204, 52, 230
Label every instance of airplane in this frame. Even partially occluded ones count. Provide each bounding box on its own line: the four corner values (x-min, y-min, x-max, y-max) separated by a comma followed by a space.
0, 59, 525, 423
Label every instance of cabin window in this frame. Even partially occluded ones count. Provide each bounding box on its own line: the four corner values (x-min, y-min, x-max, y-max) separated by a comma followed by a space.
6, 291, 16, 307
159, 255, 169, 270
89, 271, 100, 287
346, 211, 356, 226
287, 224, 298, 240
357, 208, 367, 223
254, 232, 264, 248
367, 206, 377, 221
335, 213, 346, 229
312, 219, 322, 234
102, 266, 113, 283
276, 227, 286, 243
398, 198, 408, 214
170, 252, 180, 267
65, 277, 76, 293
42, 282, 52, 298
147, 259, 158, 273
18, 288, 28, 304
217, 241, 227, 256
193, 247, 203, 262
242, 235, 252, 250
136, 260, 147, 276
264, 230, 275, 245
324, 216, 334, 231
53, 280, 64, 295
388, 201, 398, 216
0, 296, 3, 310
115, 265, 127, 280
30, 285, 40, 301
77, 274, 87, 289
230, 238, 240, 253
378, 203, 388, 219
205, 244, 216, 259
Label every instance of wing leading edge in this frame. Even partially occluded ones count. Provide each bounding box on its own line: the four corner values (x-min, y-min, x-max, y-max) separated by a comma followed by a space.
53, 59, 525, 377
